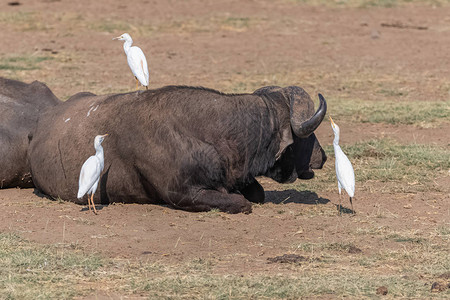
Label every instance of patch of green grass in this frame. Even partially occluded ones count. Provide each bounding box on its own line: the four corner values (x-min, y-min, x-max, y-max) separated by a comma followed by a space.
286, 138, 449, 193
290, 0, 450, 8
339, 139, 449, 183
387, 233, 427, 243
292, 241, 361, 253
88, 15, 258, 36
377, 88, 408, 97
0, 12, 46, 31
201, 208, 221, 218
287, 237, 449, 297
222, 17, 252, 29
1, 232, 449, 299
0, 55, 53, 71
436, 226, 450, 239
329, 98, 450, 126
356, 225, 392, 236
0, 233, 103, 299
358, 0, 403, 7
88, 19, 133, 33
163, 16, 259, 33
223, 68, 448, 116
125, 268, 445, 298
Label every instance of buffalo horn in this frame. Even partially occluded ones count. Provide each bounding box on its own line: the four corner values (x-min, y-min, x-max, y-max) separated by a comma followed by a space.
290, 93, 327, 138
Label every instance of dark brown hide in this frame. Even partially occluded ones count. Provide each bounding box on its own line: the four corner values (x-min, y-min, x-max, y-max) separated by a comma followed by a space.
0, 77, 61, 188
254, 86, 327, 183
29, 86, 326, 213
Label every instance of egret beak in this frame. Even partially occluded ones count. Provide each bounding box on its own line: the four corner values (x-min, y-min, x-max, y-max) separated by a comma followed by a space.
102, 134, 109, 137
329, 116, 336, 127
112, 36, 120, 40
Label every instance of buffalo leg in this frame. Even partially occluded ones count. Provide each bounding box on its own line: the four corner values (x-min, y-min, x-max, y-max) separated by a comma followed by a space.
240, 179, 265, 204
177, 189, 252, 214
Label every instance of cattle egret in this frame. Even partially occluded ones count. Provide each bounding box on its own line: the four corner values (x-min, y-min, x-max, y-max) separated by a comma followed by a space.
330, 116, 355, 215
113, 33, 149, 90
77, 134, 108, 214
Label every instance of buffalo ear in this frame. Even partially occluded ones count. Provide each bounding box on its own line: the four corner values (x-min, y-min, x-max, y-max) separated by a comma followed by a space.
275, 126, 293, 160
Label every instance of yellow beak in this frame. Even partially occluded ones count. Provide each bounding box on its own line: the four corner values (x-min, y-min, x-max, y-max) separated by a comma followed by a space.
102, 133, 109, 137
329, 116, 335, 126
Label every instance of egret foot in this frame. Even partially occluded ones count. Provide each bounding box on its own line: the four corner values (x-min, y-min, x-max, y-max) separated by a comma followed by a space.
90, 194, 98, 215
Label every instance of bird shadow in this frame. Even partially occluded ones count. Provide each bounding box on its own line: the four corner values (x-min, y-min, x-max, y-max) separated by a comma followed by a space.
336, 204, 356, 215
79, 205, 105, 213
33, 188, 107, 213
264, 189, 330, 205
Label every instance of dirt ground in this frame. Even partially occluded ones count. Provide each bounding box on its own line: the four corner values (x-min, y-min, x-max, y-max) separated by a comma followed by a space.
0, 183, 448, 264
1, 0, 449, 298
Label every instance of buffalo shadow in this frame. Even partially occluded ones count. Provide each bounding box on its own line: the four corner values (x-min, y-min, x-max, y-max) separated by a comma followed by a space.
264, 189, 330, 205
32, 188, 106, 212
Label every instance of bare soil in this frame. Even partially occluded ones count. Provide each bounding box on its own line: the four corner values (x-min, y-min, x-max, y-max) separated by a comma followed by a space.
1, 185, 448, 268
1, 0, 449, 298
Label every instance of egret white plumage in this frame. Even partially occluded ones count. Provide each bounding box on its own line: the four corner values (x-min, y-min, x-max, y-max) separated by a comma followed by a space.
113, 33, 149, 90
330, 116, 355, 215
77, 134, 108, 214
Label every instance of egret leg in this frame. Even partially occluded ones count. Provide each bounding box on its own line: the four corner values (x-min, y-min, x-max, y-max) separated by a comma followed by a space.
338, 193, 342, 216
135, 77, 139, 90
87, 194, 92, 212
91, 193, 98, 215
349, 197, 354, 214
145, 85, 148, 90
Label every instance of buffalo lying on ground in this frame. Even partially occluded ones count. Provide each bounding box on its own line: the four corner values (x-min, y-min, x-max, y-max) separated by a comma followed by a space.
0, 77, 61, 188
29, 85, 327, 213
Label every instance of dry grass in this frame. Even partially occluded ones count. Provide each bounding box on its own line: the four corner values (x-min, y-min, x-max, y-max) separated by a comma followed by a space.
1, 230, 448, 299
328, 98, 450, 127
0, 11, 48, 31
290, 0, 450, 8
87, 15, 261, 36
0, 1, 449, 299
0, 55, 53, 72
283, 138, 450, 195
0, 233, 103, 299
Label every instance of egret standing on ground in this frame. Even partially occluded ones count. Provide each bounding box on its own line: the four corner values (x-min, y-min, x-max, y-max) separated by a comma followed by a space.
330, 116, 355, 215
77, 134, 108, 215
113, 33, 149, 90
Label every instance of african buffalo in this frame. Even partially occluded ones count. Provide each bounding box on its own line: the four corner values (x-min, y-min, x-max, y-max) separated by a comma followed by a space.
0, 77, 61, 188
29, 85, 326, 213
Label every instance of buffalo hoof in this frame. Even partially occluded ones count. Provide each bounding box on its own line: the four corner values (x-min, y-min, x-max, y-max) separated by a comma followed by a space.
240, 180, 265, 204
188, 190, 253, 214
229, 200, 252, 214
220, 194, 253, 214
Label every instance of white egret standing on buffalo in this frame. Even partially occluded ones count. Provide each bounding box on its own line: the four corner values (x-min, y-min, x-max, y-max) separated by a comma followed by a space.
329, 116, 355, 215
77, 134, 108, 214
113, 33, 149, 90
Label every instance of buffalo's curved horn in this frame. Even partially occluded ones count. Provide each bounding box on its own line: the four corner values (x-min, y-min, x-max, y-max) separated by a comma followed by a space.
290, 93, 327, 138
